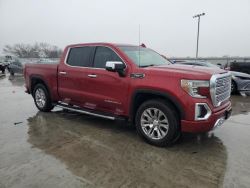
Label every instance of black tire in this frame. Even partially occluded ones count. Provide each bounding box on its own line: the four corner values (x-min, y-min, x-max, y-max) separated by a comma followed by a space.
135, 99, 180, 147
231, 80, 237, 94
33, 84, 54, 112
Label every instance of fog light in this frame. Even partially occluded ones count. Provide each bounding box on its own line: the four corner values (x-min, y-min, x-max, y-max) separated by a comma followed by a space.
195, 103, 211, 120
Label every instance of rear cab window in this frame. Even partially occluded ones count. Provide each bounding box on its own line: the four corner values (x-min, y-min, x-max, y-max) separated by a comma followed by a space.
66, 46, 95, 67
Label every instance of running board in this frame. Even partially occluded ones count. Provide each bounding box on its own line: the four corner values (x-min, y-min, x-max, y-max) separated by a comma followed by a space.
55, 103, 116, 120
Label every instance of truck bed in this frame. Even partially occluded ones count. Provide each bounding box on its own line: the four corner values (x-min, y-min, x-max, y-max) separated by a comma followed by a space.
24, 63, 59, 100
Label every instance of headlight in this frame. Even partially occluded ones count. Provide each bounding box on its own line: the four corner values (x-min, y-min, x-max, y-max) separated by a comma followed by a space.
181, 79, 210, 98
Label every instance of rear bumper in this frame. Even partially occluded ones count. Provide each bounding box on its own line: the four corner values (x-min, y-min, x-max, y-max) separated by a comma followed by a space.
181, 102, 232, 133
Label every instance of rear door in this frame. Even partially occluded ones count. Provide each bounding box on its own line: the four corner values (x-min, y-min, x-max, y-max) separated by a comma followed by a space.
84, 46, 130, 115
57, 46, 95, 105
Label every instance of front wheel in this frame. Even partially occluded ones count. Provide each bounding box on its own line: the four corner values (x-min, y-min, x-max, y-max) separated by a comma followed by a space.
135, 99, 180, 147
33, 84, 54, 112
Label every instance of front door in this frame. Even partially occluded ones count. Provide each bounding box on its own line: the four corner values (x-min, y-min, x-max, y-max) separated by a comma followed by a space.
84, 46, 130, 115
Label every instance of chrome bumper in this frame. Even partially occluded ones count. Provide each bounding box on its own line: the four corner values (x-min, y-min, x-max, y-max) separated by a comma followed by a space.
213, 107, 232, 129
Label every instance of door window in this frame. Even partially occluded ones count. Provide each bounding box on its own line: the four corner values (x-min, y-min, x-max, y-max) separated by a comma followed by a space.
93, 46, 122, 68
66, 47, 95, 67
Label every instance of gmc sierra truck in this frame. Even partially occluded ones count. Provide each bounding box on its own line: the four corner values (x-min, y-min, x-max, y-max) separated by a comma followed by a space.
24, 43, 232, 146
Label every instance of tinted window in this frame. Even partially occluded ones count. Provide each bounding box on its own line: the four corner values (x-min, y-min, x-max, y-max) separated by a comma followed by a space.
67, 47, 95, 67
93, 46, 122, 68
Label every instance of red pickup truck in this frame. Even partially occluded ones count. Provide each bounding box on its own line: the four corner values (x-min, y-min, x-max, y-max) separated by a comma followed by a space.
24, 43, 232, 146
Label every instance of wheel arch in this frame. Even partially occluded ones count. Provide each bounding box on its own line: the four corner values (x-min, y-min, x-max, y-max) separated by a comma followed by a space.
129, 89, 185, 123
30, 75, 51, 98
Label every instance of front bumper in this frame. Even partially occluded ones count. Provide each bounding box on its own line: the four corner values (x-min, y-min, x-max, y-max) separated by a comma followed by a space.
181, 101, 232, 133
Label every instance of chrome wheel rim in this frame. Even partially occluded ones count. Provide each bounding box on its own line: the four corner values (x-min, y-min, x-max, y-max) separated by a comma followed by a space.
140, 108, 169, 140
35, 88, 46, 108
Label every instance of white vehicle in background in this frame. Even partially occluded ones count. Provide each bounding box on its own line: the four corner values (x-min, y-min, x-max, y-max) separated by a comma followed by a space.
231, 71, 250, 96
174, 61, 250, 96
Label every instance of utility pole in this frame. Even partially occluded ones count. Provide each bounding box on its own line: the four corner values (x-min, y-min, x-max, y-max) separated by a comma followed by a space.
193, 12, 205, 58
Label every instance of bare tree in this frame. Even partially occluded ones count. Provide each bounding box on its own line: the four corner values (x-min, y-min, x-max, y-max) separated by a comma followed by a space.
3, 43, 62, 58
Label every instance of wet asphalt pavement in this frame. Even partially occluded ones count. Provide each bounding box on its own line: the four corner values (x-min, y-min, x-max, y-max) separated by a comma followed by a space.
0, 74, 250, 188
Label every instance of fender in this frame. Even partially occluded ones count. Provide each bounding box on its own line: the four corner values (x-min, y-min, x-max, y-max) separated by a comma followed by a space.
129, 89, 185, 121
29, 74, 52, 99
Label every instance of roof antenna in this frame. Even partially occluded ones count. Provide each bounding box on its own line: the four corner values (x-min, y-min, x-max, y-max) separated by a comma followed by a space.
139, 24, 141, 67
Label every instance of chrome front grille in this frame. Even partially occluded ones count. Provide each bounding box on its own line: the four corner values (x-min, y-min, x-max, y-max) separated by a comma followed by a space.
210, 72, 231, 107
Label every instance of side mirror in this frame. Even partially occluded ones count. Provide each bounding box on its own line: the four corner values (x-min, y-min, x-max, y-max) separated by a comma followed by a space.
105, 61, 126, 76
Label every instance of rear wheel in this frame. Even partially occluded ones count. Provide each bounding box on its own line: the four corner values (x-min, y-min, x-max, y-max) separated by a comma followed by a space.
33, 84, 54, 112
135, 99, 180, 147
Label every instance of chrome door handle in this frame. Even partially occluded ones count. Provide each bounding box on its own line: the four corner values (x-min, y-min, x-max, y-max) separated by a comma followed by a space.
59, 71, 67, 75
88, 74, 97, 78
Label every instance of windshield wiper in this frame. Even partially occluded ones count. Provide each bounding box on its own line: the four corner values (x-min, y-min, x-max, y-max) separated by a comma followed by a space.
139, 64, 156, 68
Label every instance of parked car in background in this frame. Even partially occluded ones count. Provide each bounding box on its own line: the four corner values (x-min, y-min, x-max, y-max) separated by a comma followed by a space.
0, 62, 7, 74
224, 61, 250, 74
0, 56, 11, 74
8, 58, 58, 75
231, 71, 250, 96
174, 61, 220, 69
174, 61, 250, 95
7, 59, 24, 75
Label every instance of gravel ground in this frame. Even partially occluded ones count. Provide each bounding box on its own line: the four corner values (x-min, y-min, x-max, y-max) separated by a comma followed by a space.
0, 74, 250, 188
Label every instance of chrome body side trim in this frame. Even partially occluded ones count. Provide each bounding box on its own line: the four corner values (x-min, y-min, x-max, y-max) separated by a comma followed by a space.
56, 104, 115, 120
59, 71, 67, 75
87, 74, 97, 78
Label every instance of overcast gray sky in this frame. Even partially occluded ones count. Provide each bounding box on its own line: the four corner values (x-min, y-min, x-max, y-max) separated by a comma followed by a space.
0, 0, 250, 57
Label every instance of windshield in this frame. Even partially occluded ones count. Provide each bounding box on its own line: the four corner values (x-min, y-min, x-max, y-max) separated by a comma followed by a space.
119, 46, 172, 67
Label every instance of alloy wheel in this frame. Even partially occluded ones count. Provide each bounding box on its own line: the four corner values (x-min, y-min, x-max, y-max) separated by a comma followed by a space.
140, 108, 169, 140
35, 88, 46, 108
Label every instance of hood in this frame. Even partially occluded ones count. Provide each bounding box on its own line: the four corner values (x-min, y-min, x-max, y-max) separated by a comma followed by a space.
145, 64, 227, 79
